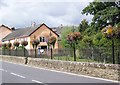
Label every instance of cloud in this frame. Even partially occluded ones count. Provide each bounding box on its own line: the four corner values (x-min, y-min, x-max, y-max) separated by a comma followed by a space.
0, 0, 8, 9
0, 0, 93, 28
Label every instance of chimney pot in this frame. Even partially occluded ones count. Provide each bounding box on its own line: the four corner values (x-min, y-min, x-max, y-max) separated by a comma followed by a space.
31, 22, 36, 27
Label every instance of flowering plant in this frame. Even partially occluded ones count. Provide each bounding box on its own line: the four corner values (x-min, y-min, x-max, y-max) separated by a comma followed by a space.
48, 36, 56, 48
7, 42, 12, 48
31, 39, 39, 48
66, 32, 82, 44
21, 41, 28, 46
13, 41, 20, 47
101, 25, 115, 39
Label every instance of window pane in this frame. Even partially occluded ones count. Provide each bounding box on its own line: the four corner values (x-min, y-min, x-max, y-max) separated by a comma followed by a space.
40, 37, 42, 42
43, 37, 45, 42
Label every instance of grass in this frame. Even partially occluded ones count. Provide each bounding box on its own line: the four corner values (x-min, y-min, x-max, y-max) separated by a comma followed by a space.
52, 56, 96, 62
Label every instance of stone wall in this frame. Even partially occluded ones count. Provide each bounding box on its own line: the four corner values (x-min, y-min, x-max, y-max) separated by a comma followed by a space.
0, 55, 119, 81
0, 55, 25, 64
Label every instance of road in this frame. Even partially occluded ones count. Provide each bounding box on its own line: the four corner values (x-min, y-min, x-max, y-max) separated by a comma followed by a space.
0, 61, 119, 84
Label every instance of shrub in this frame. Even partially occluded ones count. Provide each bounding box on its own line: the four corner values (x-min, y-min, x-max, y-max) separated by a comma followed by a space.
2, 43, 7, 49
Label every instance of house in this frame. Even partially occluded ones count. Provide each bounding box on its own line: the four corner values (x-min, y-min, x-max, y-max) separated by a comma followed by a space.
0, 25, 13, 47
2, 23, 59, 51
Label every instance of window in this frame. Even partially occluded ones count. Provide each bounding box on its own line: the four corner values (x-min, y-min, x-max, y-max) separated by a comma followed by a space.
43, 37, 45, 42
39, 37, 46, 42
40, 37, 42, 42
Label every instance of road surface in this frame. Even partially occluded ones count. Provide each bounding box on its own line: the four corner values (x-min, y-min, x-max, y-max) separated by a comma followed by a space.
0, 61, 119, 84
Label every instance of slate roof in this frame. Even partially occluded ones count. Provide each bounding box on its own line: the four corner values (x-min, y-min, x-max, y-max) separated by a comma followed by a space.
2, 23, 59, 41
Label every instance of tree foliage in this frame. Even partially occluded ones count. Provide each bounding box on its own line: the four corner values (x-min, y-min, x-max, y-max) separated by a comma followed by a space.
60, 27, 73, 47
78, 19, 89, 32
82, 2, 120, 29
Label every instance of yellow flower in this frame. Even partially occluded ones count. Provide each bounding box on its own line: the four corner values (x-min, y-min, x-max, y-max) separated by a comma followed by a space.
106, 27, 113, 34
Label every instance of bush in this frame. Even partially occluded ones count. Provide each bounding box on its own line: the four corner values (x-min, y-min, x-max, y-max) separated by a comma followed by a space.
2, 43, 7, 49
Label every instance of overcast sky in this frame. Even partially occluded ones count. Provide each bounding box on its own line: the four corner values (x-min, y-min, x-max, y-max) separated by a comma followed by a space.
0, 0, 93, 28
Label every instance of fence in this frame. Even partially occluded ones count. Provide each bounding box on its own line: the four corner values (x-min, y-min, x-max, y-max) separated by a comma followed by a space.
0, 46, 120, 64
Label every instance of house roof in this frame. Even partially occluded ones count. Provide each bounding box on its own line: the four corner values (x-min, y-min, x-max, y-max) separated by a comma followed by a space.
0, 24, 12, 31
2, 23, 59, 41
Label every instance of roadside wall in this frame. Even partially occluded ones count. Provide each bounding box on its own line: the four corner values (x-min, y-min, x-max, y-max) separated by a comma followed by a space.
0, 55, 119, 81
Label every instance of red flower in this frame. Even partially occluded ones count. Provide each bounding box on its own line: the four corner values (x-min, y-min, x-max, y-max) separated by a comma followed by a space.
31, 39, 39, 48
66, 32, 82, 43
13, 41, 20, 47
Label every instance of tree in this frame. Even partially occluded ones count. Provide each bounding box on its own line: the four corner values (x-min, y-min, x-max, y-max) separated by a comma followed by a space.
81, 1, 120, 64
66, 32, 82, 61
93, 32, 102, 47
82, 2, 120, 30
78, 19, 89, 32
113, 24, 120, 39
48, 36, 56, 59
60, 26, 73, 48
82, 36, 93, 48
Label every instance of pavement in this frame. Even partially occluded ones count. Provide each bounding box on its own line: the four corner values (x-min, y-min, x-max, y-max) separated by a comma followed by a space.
0, 61, 119, 85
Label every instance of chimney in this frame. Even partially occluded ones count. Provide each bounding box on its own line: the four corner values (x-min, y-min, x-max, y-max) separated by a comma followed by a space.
11, 27, 15, 31
60, 24, 63, 29
31, 22, 36, 27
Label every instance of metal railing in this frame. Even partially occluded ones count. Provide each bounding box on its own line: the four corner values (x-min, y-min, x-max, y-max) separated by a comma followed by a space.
0, 46, 120, 64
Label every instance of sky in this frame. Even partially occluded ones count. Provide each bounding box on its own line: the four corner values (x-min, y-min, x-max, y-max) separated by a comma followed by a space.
0, 0, 93, 28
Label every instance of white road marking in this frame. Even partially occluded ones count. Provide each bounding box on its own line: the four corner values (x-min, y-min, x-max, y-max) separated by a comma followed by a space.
10, 72, 25, 79
31, 67, 119, 83
0, 69, 4, 71
2, 61, 119, 83
0, 68, 7, 72
32, 80, 43, 83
